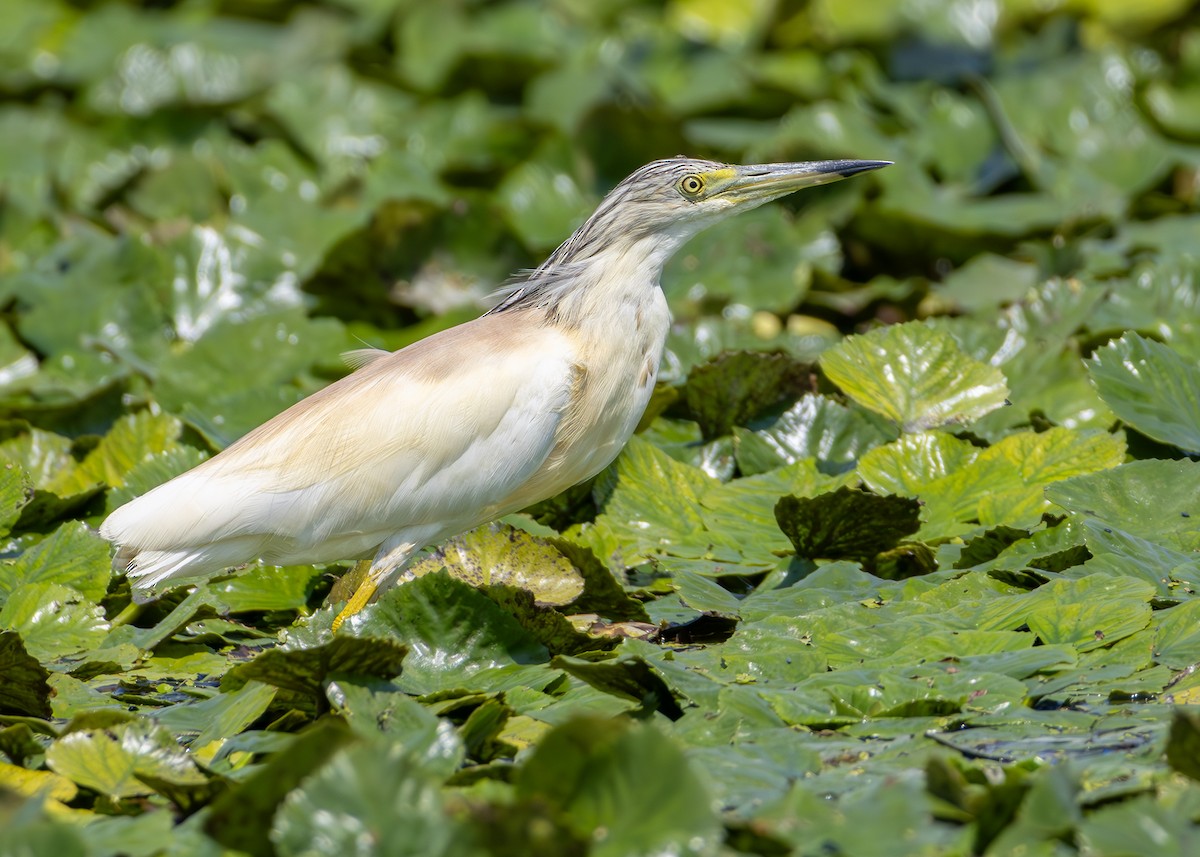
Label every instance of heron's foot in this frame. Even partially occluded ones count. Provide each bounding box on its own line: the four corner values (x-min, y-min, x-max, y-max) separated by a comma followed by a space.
331, 561, 377, 632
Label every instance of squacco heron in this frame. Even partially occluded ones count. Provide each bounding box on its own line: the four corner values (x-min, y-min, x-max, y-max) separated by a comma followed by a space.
101, 157, 889, 628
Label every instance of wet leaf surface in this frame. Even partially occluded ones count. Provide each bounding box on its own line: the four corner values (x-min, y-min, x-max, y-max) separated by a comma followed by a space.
3, 1, 1200, 853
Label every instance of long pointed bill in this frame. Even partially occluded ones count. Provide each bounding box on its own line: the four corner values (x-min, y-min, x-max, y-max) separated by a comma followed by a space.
718, 159, 892, 204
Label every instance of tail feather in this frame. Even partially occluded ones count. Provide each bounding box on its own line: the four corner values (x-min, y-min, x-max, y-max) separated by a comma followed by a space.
114, 536, 268, 601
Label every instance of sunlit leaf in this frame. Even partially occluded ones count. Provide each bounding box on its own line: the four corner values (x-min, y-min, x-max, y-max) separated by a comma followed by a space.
1088, 332, 1200, 453
409, 522, 583, 607
46, 719, 209, 799
821, 322, 1010, 431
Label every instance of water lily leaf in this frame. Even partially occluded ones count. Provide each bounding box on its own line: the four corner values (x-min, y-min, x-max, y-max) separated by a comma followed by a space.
0, 520, 114, 604
206, 717, 357, 857
222, 636, 407, 701
0, 631, 52, 717
0, 461, 31, 537
934, 253, 1041, 312
325, 677, 466, 775
734, 394, 897, 476
552, 655, 685, 719
46, 718, 209, 799
151, 681, 278, 751
682, 350, 814, 440
0, 583, 108, 661
1014, 575, 1157, 657
272, 740, 478, 857
775, 487, 921, 563
409, 522, 583, 607
1150, 601, 1200, 671
203, 564, 326, 615
699, 458, 852, 564
154, 307, 349, 447
0, 761, 77, 805
1165, 708, 1200, 782
12, 231, 171, 368
352, 571, 547, 696
478, 584, 604, 656
591, 436, 721, 563
550, 539, 650, 622
1026, 598, 1151, 654
757, 774, 970, 856
821, 322, 1010, 431
1078, 793, 1200, 856
515, 717, 722, 857
1088, 332, 1200, 453
1047, 459, 1200, 552
761, 664, 1027, 727
860, 428, 1125, 539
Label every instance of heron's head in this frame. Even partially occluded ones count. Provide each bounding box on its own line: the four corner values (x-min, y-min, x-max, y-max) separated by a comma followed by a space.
552, 156, 892, 266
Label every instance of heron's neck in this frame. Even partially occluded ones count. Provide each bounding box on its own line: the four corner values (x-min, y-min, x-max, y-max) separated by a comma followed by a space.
545, 234, 682, 330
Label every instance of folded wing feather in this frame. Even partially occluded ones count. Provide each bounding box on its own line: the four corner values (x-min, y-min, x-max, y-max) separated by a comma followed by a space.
101, 311, 578, 590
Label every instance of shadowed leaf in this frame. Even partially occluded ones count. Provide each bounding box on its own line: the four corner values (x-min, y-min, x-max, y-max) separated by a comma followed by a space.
0, 632, 52, 717
775, 487, 920, 562
683, 350, 815, 440
222, 636, 408, 700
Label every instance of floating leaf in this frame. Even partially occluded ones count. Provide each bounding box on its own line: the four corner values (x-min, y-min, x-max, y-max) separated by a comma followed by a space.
46, 718, 209, 799
860, 428, 1125, 539
0, 520, 115, 604
516, 717, 722, 857
775, 487, 920, 562
273, 740, 478, 857
0, 583, 108, 661
821, 322, 1010, 431
352, 571, 546, 696
222, 636, 408, 700
0, 462, 31, 537
683, 350, 814, 440
0, 631, 52, 717
1047, 459, 1200, 553
1088, 332, 1200, 453
408, 522, 583, 607
733, 394, 896, 476
206, 717, 357, 856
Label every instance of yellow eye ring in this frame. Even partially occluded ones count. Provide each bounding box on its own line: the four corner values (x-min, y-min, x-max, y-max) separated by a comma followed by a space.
679, 174, 705, 196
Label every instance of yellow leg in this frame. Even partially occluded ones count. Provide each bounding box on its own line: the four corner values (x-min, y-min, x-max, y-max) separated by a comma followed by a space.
329, 540, 418, 632
331, 573, 377, 633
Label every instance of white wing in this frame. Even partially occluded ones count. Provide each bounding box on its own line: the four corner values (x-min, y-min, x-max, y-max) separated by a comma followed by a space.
101, 311, 579, 587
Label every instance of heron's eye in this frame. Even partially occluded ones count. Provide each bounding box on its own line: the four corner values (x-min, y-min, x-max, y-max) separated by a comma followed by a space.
679, 174, 705, 196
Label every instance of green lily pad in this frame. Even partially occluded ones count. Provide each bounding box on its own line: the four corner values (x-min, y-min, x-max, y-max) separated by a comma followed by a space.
205, 717, 358, 856
775, 487, 921, 562
272, 740, 479, 857
860, 428, 1125, 539
515, 717, 722, 857
0, 631, 52, 717
46, 718, 209, 799
0, 461, 31, 537
1047, 459, 1200, 552
351, 571, 547, 696
0, 520, 115, 605
0, 583, 108, 661
682, 350, 814, 440
222, 636, 408, 700
821, 322, 1010, 432
1088, 332, 1200, 453
733, 394, 897, 476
